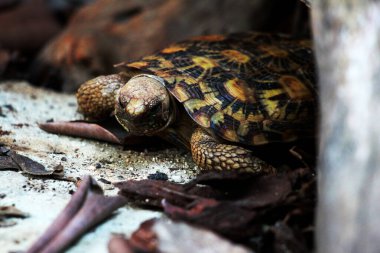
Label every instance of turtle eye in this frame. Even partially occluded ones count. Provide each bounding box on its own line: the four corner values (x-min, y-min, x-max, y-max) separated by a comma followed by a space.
117, 94, 128, 109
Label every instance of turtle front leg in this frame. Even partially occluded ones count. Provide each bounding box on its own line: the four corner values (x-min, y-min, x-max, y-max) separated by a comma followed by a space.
190, 128, 275, 174
76, 73, 130, 119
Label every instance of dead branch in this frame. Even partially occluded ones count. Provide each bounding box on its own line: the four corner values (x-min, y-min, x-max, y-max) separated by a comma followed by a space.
312, 1, 380, 252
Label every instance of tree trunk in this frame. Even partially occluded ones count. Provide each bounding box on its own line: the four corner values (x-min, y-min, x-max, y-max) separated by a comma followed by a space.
312, 1, 380, 252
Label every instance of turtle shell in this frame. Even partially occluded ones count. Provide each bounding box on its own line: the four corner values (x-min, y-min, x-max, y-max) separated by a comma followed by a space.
120, 32, 316, 146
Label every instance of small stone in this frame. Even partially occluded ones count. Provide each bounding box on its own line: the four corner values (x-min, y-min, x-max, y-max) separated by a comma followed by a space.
95, 163, 102, 169
147, 171, 168, 181
99, 178, 112, 184
61, 157, 67, 162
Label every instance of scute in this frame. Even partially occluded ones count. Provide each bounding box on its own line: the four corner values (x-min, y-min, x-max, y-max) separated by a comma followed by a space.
121, 32, 316, 145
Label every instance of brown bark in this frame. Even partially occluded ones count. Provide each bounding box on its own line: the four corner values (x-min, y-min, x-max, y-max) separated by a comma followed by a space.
0, 0, 61, 52
312, 1, 380, 252
29, 0, 309, 92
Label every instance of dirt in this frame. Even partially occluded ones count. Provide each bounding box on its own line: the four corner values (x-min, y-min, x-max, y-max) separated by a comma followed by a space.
0, 81, 198, 253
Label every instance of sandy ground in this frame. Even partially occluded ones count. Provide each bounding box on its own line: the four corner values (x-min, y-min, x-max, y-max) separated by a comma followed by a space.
0, 81, 198, 253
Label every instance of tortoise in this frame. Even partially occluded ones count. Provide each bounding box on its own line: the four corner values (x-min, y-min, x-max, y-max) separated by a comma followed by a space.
76, 32, 316, 174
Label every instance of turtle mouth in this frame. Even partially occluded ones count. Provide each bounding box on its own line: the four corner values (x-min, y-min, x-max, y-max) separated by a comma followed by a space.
115, 101, 177, 136
115, 103, 174, 135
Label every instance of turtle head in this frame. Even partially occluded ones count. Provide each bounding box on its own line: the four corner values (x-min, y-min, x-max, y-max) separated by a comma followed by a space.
115, 74, 174, 135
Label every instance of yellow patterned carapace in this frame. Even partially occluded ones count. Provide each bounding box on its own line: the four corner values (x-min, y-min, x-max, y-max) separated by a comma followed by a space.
121, 32, 316, 145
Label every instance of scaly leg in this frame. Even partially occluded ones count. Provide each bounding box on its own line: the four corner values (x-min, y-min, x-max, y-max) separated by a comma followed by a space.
190, 128, 275, 174
77, 71, 142, 119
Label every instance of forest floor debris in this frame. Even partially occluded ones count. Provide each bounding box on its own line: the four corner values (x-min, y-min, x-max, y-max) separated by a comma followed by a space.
0, 81, 198, 252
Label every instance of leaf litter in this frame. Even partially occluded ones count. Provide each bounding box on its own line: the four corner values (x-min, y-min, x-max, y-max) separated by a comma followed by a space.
115, 164, 315, 252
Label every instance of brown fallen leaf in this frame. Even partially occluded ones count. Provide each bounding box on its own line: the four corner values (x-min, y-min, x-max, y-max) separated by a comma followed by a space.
39, 119, 126, 145
115, 168, 315, 251
188, 171, 292, 209
163, 199, 259, 240
0, 145, 69, 181
165, 174, 315, 245
115, 173, 293, 240
7, 150, 49, 175
0, 154, 18, 170
0, 205, 29, 227
108, 218, 251, 253
115, 179, 225, 209
26, 175, 127, 253
39, 118, 163, 148
116, 173, 292, 209
0, 145, 50, 175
